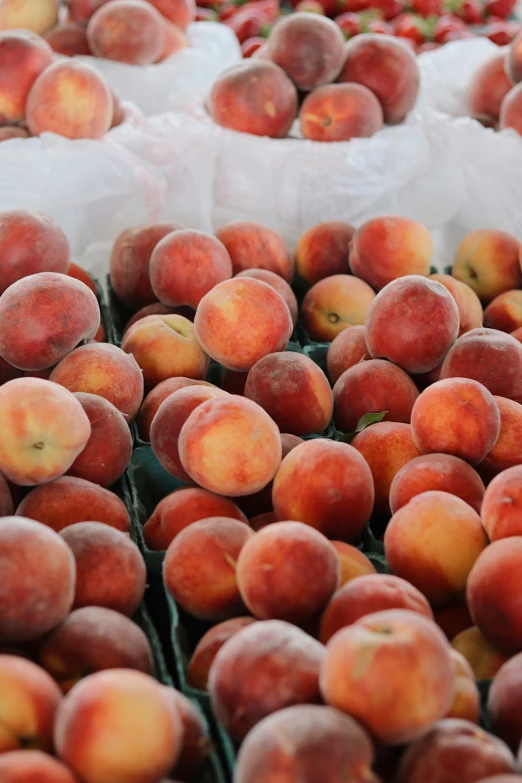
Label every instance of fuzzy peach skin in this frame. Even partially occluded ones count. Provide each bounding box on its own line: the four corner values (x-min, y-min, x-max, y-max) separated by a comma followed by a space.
44, 20, 92, 56
300, 82, 383, 142
194, 277, 293, 372
446, 649, 480, 723
350, 217, 432, 291
187, 617, 256, 691
486, 291, 522, 335
0, 273, 99, 372
294, 221, 354, 286
163, 517, 253, 621
138, 377, 214, 441
0, 0, 59, 34
50, 343, 144, 422
320, 609, 454, 744
235, 269, 298, 325
151, 385, 228, 482
60, 523, 146, 616
67, 263, 97, 296
216, 222, 294, 282
480, 397, 522, 480
301, 274, 376, 342
167, 690, 210, 782
411, 378, 501, 465
109, 223, 183, 311
331, 542, 376, 587
150, 230, 232, 310
234, 704, 375, 783
0, 655, 62, 752
488, 653, 522, 752
121, 314, 209, 390
244, 352, 333, 436
17, 476, 130, 533
468, 53, 514, 126
326, 325, 369, 385
0, 31, 53, 124
39, 607, 153, 693
208, 619, 325, 743
0, 517, 75, 643
333, 358, 419, 433
272, 439, 374, 541
500, 83, 522, 136
87, 0, 165, 64
452, 230, 522, 303
384, 491, 488, 606
0, 750, 80, 783
338, 35, 420, 124
319, 573, 433, 644
390, 454, 485, 515
54, 669, 182, 783
434, 599, 473, 641
429, 274, 483, 337
451, 626, 510, 680
209, 61, 298, 139
365, 276, 459, 375
0, 378, 90, 485
148, 0, 195, 30
351, 422, 421, 518
481, 465, 522, 540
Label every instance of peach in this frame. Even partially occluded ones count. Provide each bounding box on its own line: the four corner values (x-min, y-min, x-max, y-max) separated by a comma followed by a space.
0, 750, 79, 783
39, 607, 153, 692
67, 393, 132, 488
216, 221, 293, 282
0, 0, 59, 35
234, 704, 375, 783
500, 83, 522, 135
0, 517, 75, 643
320, 609, 454, 744
294, 220, 354, 285
301, 274, 376, 342
351, 421, 421, 517
0, 378, 91, 486
395, 719, 517, 782
66, 0, 109, 23
384, 491, 488, 606
0, 126, 29, 141
0, 272, 99, 372
209, 61, 298, 138
124, 303, 193, 334
51, 342, 144, 422
390, 454, 485, 515
480, 397, 522, 480
17, 476, 130, 533
244, 352, 333, 436
249, 511, 277, 530
452, 626, 510, 680
468, 53, 514, 126
0, 31, 53, 125
148, 0, 195, 30
236, 269, 298, 325
429, 273, 483, 336
411, 378, 501, 465
54, 670, 182, 783
446, 650, 480, 723
121, 314, 208, 390
163, 517, 252, 621
168, 691, 210, 782
151, 385, 228, 482
507, 31, 522, 83
488, 653, 522, 751
333, 359, 419, 433
208, 619, 325, 743
87, 0, 165, 64
482, 465, 522, 540
319, 573, 433, 644
365, 276, 459, 375
452, 230, 521, 303
67, 263, 97, 296
266, 13, 345, 91
434, 599, 473, 641
484, 290, 522, 333
44, 21, 92, 56
272, 439, 374, 541
350, 217, 432, 292
144, 487, 247, 551
26, 60, 113, 140
156, 21, 187, 61
187, 617, 256, 691
138, 377, 214, 442
300, 82, 383, 142
338, 34, 420, 123
332, 541, 376, 586
326, 325, 369, 385
109, 223, 183, 311
60, 522, 146, 616
150, 230, 232, 310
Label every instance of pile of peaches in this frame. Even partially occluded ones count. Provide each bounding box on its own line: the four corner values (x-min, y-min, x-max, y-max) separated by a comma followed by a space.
469, 31, 522, 134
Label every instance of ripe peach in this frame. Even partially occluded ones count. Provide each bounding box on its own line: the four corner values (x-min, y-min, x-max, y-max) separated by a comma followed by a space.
66, 0, 110, 23
54, 670, 182, 783
187, 617, 256, 691
235, 269, 298, 325
300, 82, 383, 142
480, 396, 522, 480
468, 53, 513, 126
209, 61, 298, 138
124, 303, 193, 334
319, 573, 433, 644
484, 290, 522, 333
384, 491, 488, 606
390, 454, 485, 515
60, 522, 145, 616
500, 83, 522, 135
301, 274, 376, 342
320, 609, 454, 744
17, 476, 130, 533
249, 511, 277, 529
326, 324, 369, 385
452, 626, 510, 680
446, 650, 480, 723
452, 230, 521, 303
194, 277, 293, 372
216, 221, 293, 282
429, 273, 483, 336
0, 750, 79, 783
0, 517, 75, 643
482, 465, 522, 540
0, 0, 59, 35
44, 21, 92, 56
167, 691, 210, 782
163, 517, 252, 621
148, 0, 195, 30
138, 377, 214, 442
109, 223, 183, 311
26, 60, 113, 140
66, 263, 97, 296
87, 0, 165, 64
0, 31, 53, 125
332, 541, 376, 586
208, 619, 325, 743
272, 439, 374, 541
488, 653, 522, 751
156, 21, 187, 61
51, 342, 144, 422
294, 220, 354, 285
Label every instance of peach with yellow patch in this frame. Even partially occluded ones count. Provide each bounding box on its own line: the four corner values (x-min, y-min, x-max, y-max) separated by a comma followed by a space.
0, 0, 59, 35
452, 230, 521, 303
451, 626, 510, 680
301, 274, 375, 342
0, 30, 53, 125
331, 541, 376, 586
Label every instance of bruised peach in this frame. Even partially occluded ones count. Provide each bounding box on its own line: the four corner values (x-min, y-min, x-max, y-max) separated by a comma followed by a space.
452, 230, 522, 303
138, 377, 214, 442
468, 53, 514, 125
187, 617, 256, 691
216, 221, 293, 282
480, 396, 522, 480
429, 273, 483, 336
87, 0, 165, 64
332, 541, 376, 586
236, 269, 298, 325
326, 325, 369, 385
295, 220, 354, 285
44, 21, 92, 56
300, 82, 383, 142
301, 274, 376, 342
0, 750, 79, 783
452, 626, 510, 680
0, 30, 53, 125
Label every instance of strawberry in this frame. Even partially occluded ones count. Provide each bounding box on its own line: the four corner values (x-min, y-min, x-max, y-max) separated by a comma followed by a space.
410, 0, 442, 18
445, 0, 484, 23
484, 0, 517, 18
483, 18, 522, 42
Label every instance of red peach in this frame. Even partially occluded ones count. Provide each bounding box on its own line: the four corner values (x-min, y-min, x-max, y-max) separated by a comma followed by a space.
301, 274, 376, 342
156, 21, 187, 61
0, 751, 79, 783
468, 53, 514, 125
429, 273, 484, 337
452, 230, 521, 303
452, 626, 510, 680
44, 21, 92, 56
138, 377, 214, 441
148, 0, 195, 30
484, 290, 522, 332
249, 511, 277, 530
480, 396, 522, 480
66, 0, 110, 23
507, 30, 522, 83
294, 220, 354, 285
67, 263, 97, 296
0, 31, 53, 125
87, 0, 165, 64
300, 82, 383, 141
326, 325, 369, 385
216, 221, 294, 282
187, 617, 256, 691
332, 541, 376, 586
236, 269, 298, 325
488, 653, 522, 751
482, 464, 522, 540
124, 303, 194, 334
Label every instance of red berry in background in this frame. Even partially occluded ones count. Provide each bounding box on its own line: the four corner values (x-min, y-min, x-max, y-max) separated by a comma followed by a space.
484, 0, 517, 18
484, 19, 522, 43
195, 6, 218, 19
392, 12, 426, 43
335, 10, 362, 35
220, 4, 239, 20
410, 0, 442, 17
225, 8, 266, 42
372, 0, 406, 19
450, 0, 484, 24
432, 13, 467, 42
241, 35, 265, 55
